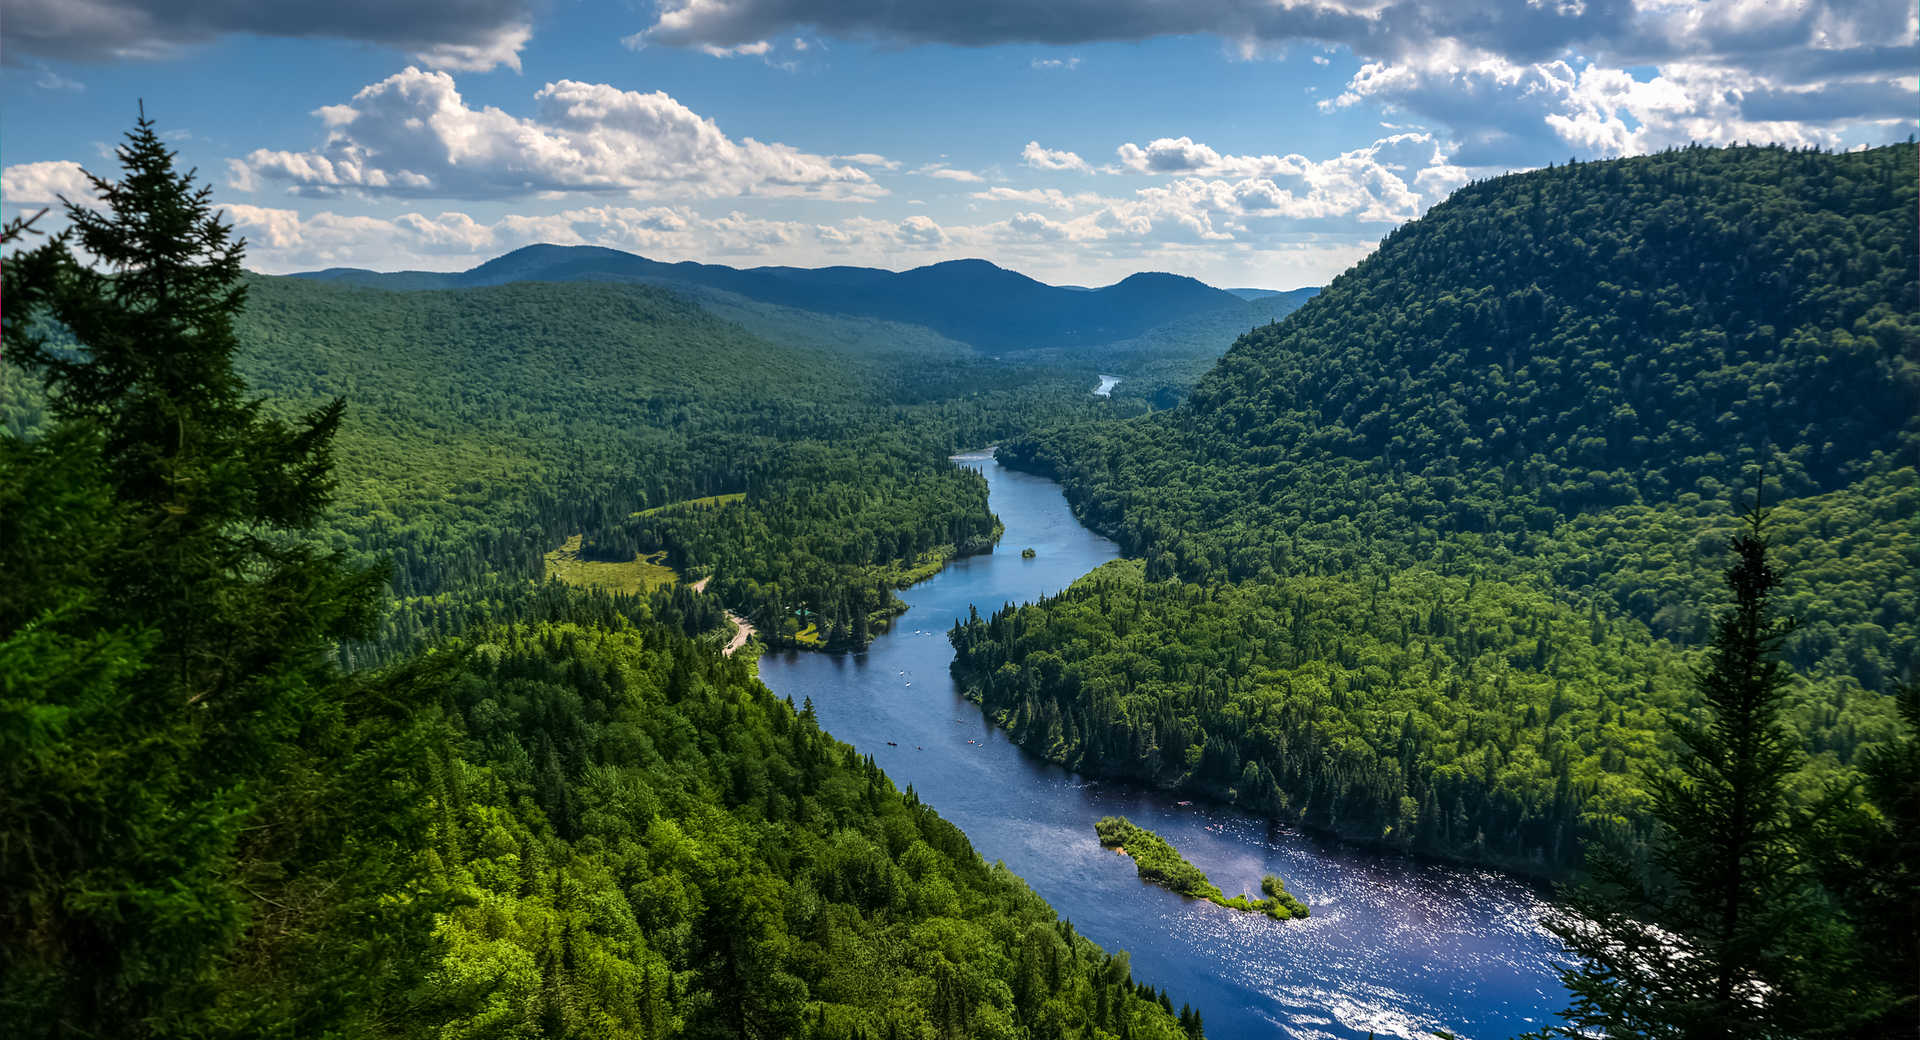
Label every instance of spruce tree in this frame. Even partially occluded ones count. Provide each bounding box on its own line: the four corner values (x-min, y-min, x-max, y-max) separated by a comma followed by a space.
1, 112, 413, 1038
1532, 505, 1812, 1038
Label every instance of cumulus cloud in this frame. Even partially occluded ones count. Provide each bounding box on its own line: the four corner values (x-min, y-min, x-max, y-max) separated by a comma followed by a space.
632, 0, 1916, 164
975, 133, 1467, 263
1021, 141, 1091, 172
233, 67, 884, 202
1, 0, 534, 71
1321, 40, 1913, 163
1110, 132, 1464, 213
1, 160, 98, 206
1032, 56, 1081, 69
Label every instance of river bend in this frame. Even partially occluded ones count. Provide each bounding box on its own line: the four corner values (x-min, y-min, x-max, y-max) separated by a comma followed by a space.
754, 452, 1569, 1040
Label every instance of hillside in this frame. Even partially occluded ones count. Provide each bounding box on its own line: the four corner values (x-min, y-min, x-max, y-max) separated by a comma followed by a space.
969, 143, 1918, 871
293, 244, 1279, 353
243, 276, 1116, 658
1, 129, 1208, 1039
5, 273, 1105, 660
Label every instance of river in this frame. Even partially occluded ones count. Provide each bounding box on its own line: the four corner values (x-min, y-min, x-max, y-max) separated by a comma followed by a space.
754, 451, 1570, 1039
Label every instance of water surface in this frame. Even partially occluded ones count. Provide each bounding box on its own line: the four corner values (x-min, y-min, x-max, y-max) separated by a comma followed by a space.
755, 453, 1569, 1039
1093, 374, 1122, 397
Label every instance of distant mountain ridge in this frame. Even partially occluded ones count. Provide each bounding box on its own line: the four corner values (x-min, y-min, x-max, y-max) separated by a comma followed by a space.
292, 244, 1294, 351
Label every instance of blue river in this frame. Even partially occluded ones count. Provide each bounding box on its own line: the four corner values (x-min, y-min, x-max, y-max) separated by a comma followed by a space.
755, 451, 1571, 1039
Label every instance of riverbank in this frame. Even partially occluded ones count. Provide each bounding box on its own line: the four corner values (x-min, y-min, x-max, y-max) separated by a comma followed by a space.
752, 455, 1568, 1040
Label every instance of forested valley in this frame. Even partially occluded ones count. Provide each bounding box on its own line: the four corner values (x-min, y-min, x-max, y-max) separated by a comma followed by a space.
4, 110, 1915, 1040
954, 143, 1918, 1032
0, 120, 1204, 1040
965, 144, 1914, 859
1, 242, 1120, 660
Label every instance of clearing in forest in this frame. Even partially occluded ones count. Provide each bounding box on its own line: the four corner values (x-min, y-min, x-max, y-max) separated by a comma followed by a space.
544, 535, 680, 594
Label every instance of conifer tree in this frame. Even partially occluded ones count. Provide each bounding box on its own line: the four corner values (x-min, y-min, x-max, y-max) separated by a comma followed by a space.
1532, 505, 1816, 1038
1, 112, 412, 1038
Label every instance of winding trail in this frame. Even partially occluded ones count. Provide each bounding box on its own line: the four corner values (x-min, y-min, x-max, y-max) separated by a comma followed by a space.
690, 576, 757, 656
721, 613, 755, 655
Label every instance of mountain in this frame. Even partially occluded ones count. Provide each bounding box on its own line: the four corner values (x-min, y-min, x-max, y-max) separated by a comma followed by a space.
1011, 142, 1916, 593
291, 245, 1269, 352
966, 142, 1917, 874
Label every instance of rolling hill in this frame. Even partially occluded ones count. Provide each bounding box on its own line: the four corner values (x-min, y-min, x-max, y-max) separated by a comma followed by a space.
294, 244, 1295, 353
965, 142, 1918, 875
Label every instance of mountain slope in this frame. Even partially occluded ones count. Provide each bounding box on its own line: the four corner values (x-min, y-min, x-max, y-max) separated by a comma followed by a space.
292, 245, 1267, 352
969, 142, 1918, 872
1007, 142, 1916, 675
1183, 144, 1915, 505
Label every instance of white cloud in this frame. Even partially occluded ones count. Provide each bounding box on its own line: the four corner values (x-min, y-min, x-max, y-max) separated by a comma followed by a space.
1116, 136, 1233, 174
630, 0, 1918, 168
1318, 41, 1913, 164
234, 67, 884, 202
834, 152, 901, 170
697, 39, 772, 57
33, 64, 84, 90
895, 214, 948, 244
917, 164, 985, 182
1021, 141, 1091, 172
971, 186, 1108, 210
1032, 56, 1081, 69
415, 22, 531, 72
216, 201, 1038, 273
973, 134, 1461, 256
223, 201, 746, 270
1110, 133, 1465, 213
1, 160, 97, 207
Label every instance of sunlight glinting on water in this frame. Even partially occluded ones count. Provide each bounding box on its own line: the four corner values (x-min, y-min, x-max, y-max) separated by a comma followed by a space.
757, 456, 1571, 1039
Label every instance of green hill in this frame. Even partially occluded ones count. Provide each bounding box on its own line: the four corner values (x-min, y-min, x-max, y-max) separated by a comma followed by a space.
238, 276, 1107, 658
293, 244, 1290, 355
964, 142, 1918, 871
5, 273, 1102, 660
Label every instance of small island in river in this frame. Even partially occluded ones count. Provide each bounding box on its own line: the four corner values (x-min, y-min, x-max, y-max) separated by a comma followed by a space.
1095, 816, 1309, 920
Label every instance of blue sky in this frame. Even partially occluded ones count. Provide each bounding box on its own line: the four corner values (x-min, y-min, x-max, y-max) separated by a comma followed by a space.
3, 0, 1914, 288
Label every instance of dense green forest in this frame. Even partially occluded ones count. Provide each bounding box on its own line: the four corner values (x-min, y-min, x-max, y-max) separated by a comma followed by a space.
0, 120, 1203, 1040
968, 143, 1917, 874
235, 276, 1107, 657
954, 559, 1687, 870
1, 263, 1126, 660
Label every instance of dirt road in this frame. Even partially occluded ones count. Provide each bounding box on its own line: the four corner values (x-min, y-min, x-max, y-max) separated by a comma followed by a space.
689, 576, 755, 655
